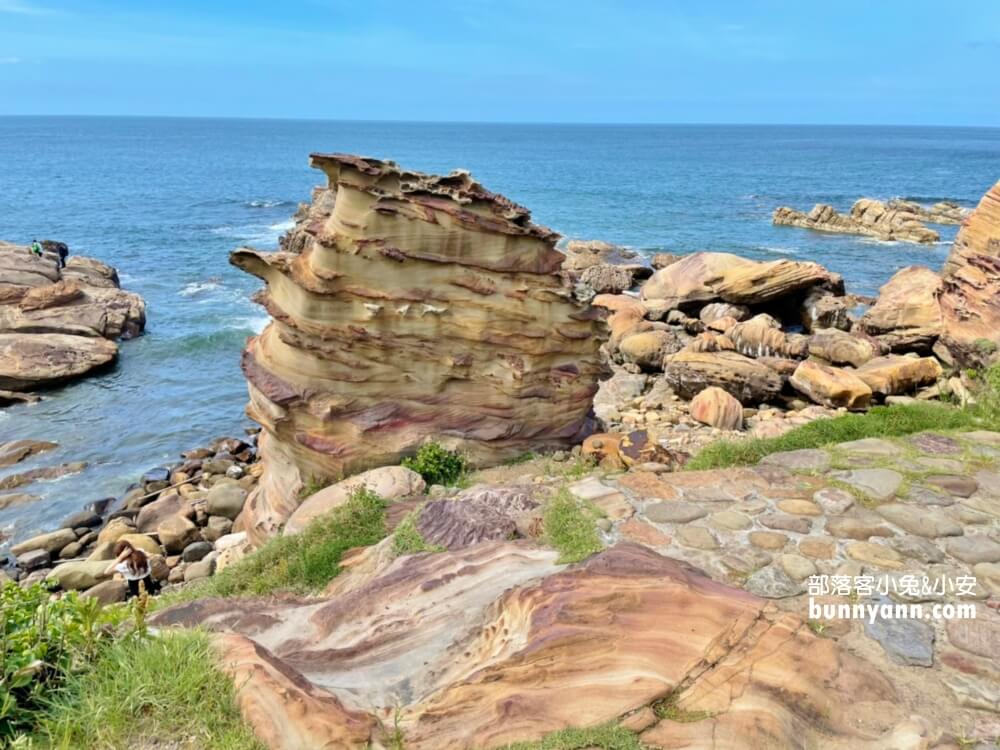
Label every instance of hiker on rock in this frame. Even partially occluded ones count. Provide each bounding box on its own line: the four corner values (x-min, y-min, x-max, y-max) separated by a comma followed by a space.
30, 239, 42, 256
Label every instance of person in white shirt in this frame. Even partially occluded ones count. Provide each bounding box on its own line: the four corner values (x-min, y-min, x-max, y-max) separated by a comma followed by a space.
105, 540, 161, 599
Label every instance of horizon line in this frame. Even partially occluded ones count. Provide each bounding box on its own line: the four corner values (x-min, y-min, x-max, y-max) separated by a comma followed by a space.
1, 114, 999, 129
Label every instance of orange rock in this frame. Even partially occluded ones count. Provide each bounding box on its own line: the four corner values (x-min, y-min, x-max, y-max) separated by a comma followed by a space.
789, 360, 872, 410
690, 386, 743, 430
619, 518, 671, 547
937, 181, 1000, 366
858, 266, 944, 352
855, 355, 942, 396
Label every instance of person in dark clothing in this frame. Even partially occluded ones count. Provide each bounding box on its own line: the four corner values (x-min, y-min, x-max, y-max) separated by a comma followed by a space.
105, 540, 161, 599
56, 243, 68, 268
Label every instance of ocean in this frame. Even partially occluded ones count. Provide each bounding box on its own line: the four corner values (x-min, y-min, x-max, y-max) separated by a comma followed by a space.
1, 117, 998, 543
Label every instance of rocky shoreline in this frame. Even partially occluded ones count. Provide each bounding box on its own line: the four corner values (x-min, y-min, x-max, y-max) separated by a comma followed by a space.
3, 155, 1000, 749
1, 431, 260, 598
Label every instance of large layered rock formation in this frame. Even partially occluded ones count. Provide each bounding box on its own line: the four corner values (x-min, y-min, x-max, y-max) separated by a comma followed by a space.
937, 180, 1000, 366
156, 541, 910, 750
232, 154, 606, 541
0, 241, 145, 391
773, 198, 948, 244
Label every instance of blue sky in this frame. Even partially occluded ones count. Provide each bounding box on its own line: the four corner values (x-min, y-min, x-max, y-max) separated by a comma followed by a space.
1, 0, 999, 124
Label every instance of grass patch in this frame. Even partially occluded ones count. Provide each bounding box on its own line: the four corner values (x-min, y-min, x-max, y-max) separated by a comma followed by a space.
492, 722, 643, 750
298, 474, 335, 499
652, 692, 715, 724
544, 455, 598, 481
543, 488, 603, 564
504, 451, 538, 465
686, 402, 998, 471
31, 630, 264, 750
159, 486, 387, 605
392, 509, 445, 556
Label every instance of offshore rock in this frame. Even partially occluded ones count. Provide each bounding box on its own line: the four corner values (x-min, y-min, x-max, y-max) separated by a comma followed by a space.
640, 251, 839, 311
233, 154, 605, 541
937, 180, 1000, 366
773, 200, 940, 244
0, 242, 145, 391
155, 542, 901, 750
887, 198, 970, 225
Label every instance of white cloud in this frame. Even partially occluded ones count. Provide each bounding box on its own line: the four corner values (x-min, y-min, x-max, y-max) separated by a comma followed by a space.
0, 0, 51, 15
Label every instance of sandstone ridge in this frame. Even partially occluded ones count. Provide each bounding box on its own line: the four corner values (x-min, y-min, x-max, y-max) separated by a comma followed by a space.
231, 153, 606, 542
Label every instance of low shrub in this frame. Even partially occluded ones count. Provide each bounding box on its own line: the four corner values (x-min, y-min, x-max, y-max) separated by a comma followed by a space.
0, 583, 121, 741
402, 442, 467, 486
495, 722, 642, 749
543, 488, 604, 564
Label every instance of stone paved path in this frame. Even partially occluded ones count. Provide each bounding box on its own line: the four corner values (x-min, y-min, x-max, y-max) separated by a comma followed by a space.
568, 429, 1000, 729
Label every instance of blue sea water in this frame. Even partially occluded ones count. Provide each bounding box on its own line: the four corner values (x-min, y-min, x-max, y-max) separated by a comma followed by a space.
0, 117, 998, 543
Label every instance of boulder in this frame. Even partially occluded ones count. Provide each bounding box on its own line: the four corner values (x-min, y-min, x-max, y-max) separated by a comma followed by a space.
728, 315, 808, 359
855, 356, 943, 396
618, 330, 680, 370
808, 328, 875, 367
47, 560, 111, 590
698, 302, 749, 324
117, 533, 163, 557
156, 515, 200, 554
284, 466, 426, 536
800, 288, 854, 332
663, 350, 783, 403
206, 483, 248, 520
135, 493, 190, 533
858, 266, 944, 352
887, 199, 969, 225
182, 541, 215, 563
641, 251, 838, 310
10, 527, 77, 556
82, 579, 127, 605
689, 387, 743, 430
184, 556, 216, 582
16, 548, 51, 571
231, 154, 606, 543
790, 360, 872, 410
96, 516, 136, 545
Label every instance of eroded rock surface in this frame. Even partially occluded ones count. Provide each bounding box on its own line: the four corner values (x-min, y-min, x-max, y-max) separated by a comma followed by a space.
157, 542, 911, 750
232, 154, 606, 540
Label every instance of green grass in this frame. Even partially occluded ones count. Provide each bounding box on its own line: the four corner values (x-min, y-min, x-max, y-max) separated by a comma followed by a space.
392, 509, 445, 556
158, 486, 388, 605
28, 630, 264, 750
490, 722, 643, 750
543, 488, 604, 564
402, 442, 468, 486
686, 401, 998, 471
298, 473, 335, 499
652, 692, 714, 724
